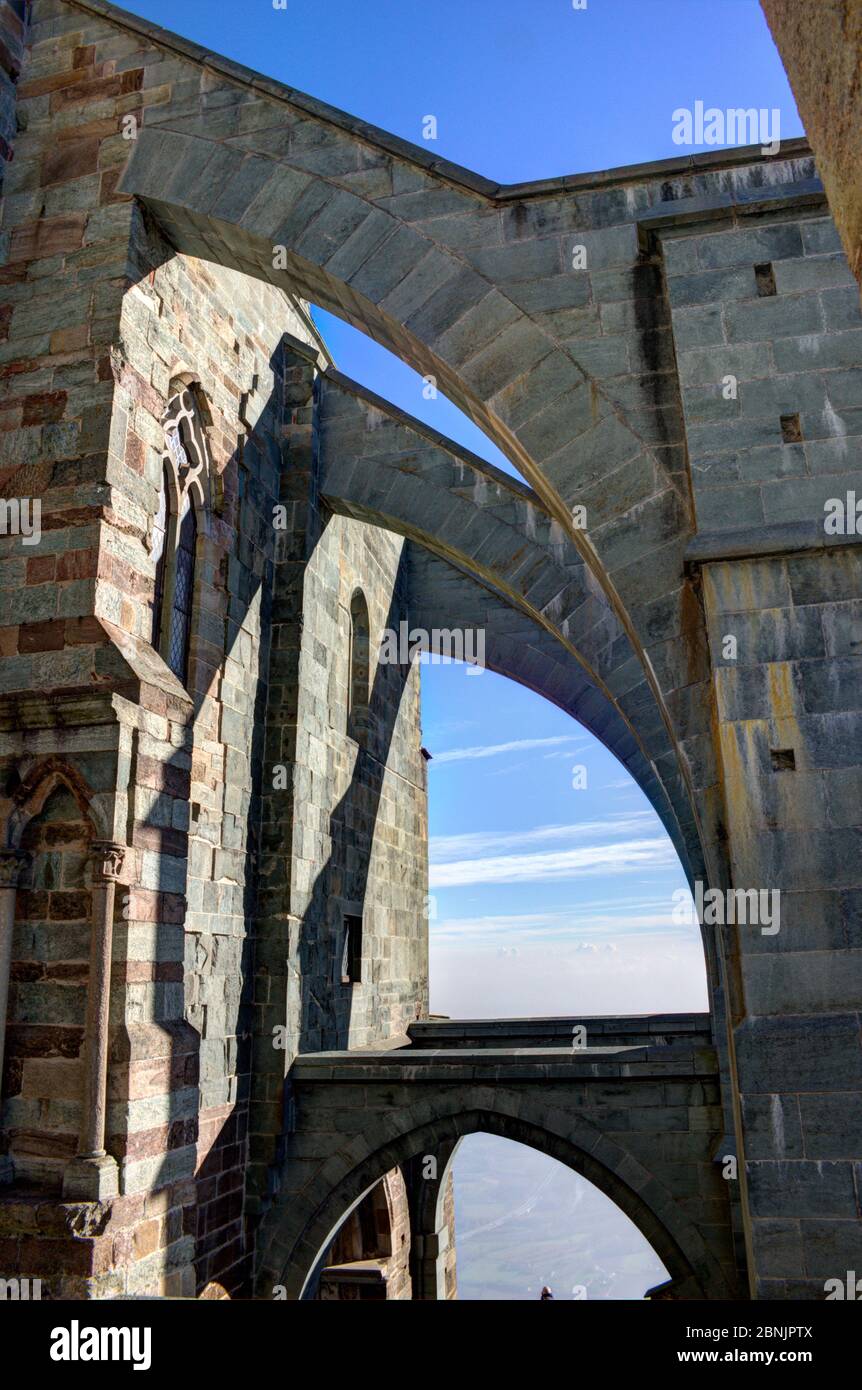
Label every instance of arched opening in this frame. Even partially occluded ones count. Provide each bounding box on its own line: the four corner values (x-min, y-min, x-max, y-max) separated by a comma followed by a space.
347, 588, 372, 744
2, 779, 96, 1188
422, 660, 706, 1019
449, 1132, 668, 1301
150, 385, 209, 688
259, 1099, 732, 1302
311, 1170, 411, 1301
167, 494, 197, 686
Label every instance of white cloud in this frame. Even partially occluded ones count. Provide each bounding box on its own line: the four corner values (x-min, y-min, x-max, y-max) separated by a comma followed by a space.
430, 895, 697, 946
430, 836, 677, 888
429, 813, 656, 863
431, 734, 587, 765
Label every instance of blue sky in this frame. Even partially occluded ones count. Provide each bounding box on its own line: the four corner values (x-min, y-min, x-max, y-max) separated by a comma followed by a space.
122, 0, 802, 1019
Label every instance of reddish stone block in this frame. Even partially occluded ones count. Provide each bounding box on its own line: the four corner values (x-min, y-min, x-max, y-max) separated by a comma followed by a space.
17, 68, 92, 99
56, 548, 98, 581
20, 1058, 82, 1100
48, 890, 91, 921
64, 615, 106, 646
12, 1131, 77, 1161
10, 961, 42, 982
49, 75, 124, 113
44, 961, 88, 983
131, 824, 188, 858
9, 214, 86, 263
22, 391, 67, 425
26, 554, 56, 584
132, 1218, 160, 1259
18, 619, 64, 653
5, 1023, 83, 1058
41, 137, 99, 187
125, 431, 146, 476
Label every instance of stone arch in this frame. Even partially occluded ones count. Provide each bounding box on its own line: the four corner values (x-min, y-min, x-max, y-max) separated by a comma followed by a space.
1, 769, 101, 1186
313, 1168, 412, 1299
256, 1091, 733, 1301
118, 124, 710, 865
1, 757, 107, 850
316, 370, 705, 885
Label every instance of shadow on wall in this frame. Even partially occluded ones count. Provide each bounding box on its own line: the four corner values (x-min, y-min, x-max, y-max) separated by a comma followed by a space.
296, 554, 415, 1055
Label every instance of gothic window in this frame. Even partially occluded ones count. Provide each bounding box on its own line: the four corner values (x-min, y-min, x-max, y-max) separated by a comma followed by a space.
151, 463, 169, 648
150, 385, 210, 688
348, 589, 371, 741
168, 496, 197, 684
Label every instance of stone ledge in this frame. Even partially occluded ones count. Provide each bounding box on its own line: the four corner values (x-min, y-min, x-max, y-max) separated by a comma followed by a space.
290, 1043, 719, 1083
686, 521, 862, 566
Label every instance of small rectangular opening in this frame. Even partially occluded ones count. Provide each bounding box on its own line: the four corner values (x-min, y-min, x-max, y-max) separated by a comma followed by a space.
755, 262, 777, 297
780, 413, 803, 444
342, 913, 363, 984
770, 748, 796, 771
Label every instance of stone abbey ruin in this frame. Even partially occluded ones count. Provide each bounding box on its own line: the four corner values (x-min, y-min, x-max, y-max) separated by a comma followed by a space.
0, 0, 861, 1301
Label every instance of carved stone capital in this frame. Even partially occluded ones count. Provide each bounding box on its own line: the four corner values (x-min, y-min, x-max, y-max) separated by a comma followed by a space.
90, 841, 125, 882
0, 849, 29, 890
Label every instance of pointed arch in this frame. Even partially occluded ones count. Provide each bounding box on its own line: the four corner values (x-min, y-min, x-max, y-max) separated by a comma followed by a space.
257, 1096, 734, 1301
347, 588, 372, 743
2, 757, 103, 850
150, 382, 210, 687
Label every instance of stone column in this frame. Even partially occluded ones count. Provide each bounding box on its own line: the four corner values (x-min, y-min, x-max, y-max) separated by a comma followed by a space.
63, 841, 125, 1201
0, 848, 28, 1185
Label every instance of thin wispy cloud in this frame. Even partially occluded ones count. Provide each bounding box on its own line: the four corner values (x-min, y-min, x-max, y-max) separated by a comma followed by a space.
430, 896, 697, 945
430, 837, 677, 889
429, 813, 656, 863
431, 734, 587, 765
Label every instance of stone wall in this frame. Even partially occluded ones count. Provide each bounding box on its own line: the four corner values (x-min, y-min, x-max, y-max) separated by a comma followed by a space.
0, 0, 427, 1298
666, 212, 862, 533
0, 1, 26, 194
761, 0, 862, 290
665, 207, 862, 1296
6, 781, 93, 1186
249, 340, 429, 1222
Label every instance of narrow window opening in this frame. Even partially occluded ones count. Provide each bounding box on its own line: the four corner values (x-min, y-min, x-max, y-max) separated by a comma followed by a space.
755, 262, 777, 297
770, 747, 796, 771
151, 385, 209, 690
780, 412, 802, 444
151, 463, 169, 646
342, 914, 363, 984
348, 589, 371, 743
168, 494, 197, 684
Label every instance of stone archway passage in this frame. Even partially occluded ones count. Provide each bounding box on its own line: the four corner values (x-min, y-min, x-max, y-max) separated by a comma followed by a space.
317, 368, 704, 885
256, 1019, 739, 1301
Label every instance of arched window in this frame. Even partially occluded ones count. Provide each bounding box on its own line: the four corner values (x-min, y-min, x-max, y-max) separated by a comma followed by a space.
149, 385, 209, 688
168, 495, 197, 684
348, 589, 371, 741
151, 463, 169, 649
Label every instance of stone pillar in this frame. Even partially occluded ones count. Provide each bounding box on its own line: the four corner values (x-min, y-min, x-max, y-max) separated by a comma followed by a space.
0, 848, 28, 1184
63, 841, 125, 1201
405, 1144, 458, 1300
